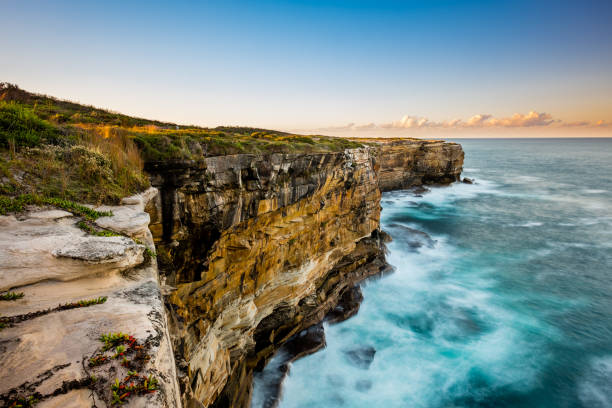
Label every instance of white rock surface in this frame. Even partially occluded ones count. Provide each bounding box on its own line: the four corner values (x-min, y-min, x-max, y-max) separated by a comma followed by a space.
0, 188, 181, 407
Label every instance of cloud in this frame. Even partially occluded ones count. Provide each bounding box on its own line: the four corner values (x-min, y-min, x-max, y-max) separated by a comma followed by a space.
485, 111, 555, 127
562, 120, 591, 127
354, 122, 377, 130
320, 111, 604, 132
465, 114, 492, 127
382, 115, 431, 129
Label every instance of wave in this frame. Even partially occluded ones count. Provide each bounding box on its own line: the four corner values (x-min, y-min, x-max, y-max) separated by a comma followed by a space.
578, 356, 612, 408
512, 222, 544, 227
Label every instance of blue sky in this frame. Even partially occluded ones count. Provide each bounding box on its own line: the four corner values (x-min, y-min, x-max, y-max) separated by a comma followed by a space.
2, 0, 611, 136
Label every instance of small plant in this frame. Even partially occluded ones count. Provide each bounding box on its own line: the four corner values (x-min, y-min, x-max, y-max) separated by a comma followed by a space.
113, 345, 126, 359
0, 194, 113, 219
89, 355, 108, 367
60, 296, 107, 310
5, 395, 38, 407
144, 375, 158, 392
144, 247, 156, 258
77, 221, 121, 237
111, 390, 124, 405
100, 332, 132, 351
0, 291, 24, 301
107, 373, 158, 405
42, 197, 112, 220
111, 378, 121, 392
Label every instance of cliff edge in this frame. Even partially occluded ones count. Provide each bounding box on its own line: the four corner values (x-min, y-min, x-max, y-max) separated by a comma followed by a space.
0, 84, 464, 408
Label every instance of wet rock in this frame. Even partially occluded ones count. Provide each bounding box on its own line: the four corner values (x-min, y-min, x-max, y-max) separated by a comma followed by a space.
388, 224, 436, 250
326, 286, 364, 324
410, 185, 431, 195
462, 177, 474, 184
283, 323, 326, 361
344, 346, 376, 369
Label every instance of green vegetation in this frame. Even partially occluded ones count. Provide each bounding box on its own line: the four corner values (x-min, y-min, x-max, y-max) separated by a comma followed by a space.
77, 220, 122, 237
110, 373, 158, 405
100, 332, 133, 351
144, 247, 156, 258
4, 395, 38, 407
0, 291, 24, 301
0, 83, 363, 208
60, 296, 108, 310
0, 194, 112, 219
132, 128, 362, 161
86, 332, 158, 405
1, 83, 150, 206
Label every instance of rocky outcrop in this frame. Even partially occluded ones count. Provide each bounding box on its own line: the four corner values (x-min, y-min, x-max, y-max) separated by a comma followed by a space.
359, 138, 464, 191
143, 138, 462, 408
0, 189, 181, 408
145, 149, 388, 407
0, 137, 463, 408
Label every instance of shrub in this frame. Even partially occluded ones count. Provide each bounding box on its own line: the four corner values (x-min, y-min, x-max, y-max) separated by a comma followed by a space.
0, 101, 62, 147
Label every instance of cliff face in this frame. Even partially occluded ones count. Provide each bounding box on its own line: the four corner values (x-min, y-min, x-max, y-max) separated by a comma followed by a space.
146, 149, 386, 407
0, 138, 463, 408
365, 139, 464, 191
145, 140, 463, 408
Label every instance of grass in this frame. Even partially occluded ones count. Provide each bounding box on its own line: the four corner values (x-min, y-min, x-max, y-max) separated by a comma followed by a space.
100, 332, 133, 352
0, 194, 112, 219
77, 221, 122, 237
1, 83, 363, 161
0, 83, 364, 208
1, 84, 150, 205
0, 291, 25, 301
59, 296, 108, 310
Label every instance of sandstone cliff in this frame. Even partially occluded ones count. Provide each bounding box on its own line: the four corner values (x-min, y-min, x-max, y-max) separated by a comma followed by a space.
0, 138, 463, 408
361, 138, 464, 191
144, 139, 463, 408
0, 189, 181, 408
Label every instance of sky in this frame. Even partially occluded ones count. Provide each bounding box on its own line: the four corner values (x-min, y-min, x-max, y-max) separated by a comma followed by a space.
2, 0, 612, 137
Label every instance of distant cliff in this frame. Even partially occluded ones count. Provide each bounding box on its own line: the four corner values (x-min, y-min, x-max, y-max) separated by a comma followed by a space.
364, 138, 464, 191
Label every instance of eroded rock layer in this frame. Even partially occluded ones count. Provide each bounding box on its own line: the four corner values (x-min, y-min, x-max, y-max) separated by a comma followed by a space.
0, 138, 463, 408
365, 138, 464, 191
0, 189, 181, 408
145, 140, 463, 408
146, 149, 384, 407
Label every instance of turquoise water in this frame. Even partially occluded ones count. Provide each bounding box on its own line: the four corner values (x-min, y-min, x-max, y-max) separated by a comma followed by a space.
255, 138, 612, 408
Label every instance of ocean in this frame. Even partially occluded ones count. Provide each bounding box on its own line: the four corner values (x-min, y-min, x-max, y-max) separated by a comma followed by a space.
252, 138, 612, 408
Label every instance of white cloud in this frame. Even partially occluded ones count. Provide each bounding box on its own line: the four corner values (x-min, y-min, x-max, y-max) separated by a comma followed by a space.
319, 111, 599, 132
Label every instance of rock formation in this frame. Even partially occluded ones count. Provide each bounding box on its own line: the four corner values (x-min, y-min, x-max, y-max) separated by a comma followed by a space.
143, 139, 462, 408
361, 138, 464, 191
0, 189, 181, 408
0, 138, 463, 408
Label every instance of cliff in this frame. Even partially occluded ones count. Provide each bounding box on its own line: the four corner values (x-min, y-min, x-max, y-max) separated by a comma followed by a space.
144, 140, 463, 407
0, 189, 181, 408
0, 134, 463, 408
359, 138, 464, 191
